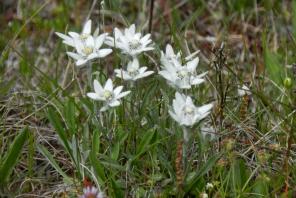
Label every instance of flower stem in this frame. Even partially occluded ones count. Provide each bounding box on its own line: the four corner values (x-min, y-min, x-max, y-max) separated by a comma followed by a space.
88, 62, 93, 88
182, 127, 189, 143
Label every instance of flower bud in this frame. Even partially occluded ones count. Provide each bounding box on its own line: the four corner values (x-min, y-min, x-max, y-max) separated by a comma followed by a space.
284, 77, 292, 88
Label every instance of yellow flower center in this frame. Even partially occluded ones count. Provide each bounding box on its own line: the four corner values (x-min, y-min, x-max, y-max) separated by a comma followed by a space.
127, 67, 138, 76
177, 70, 188, 78
82, 47, 93, 55
184, 106, 194, 114
103, 90, 112, 100
128, 40, 141, 50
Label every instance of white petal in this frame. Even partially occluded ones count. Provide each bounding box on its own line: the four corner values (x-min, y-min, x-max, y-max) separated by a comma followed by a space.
109, 100, 120, 107
93, 80, 104, 94
76, 59, 88, 66
135, 71, 154, 80
115, 70, 132, 80
132, 58, 140, 70
138, 67, 148, 73
95, 34, 107, 48
113, 86, 123, 96
191, 78, 205, 85
97, 49, 112, 57
197, 103, 213, 115
116, 90, 130, 99
68, 32, 80, 38
104, 79, 113, 91
186, 96, 194, 106
87, 93, 103, 100
186, 57, 199, 71
141, 34, 151, 43
85, 36, 95, 47
104, 36, 115, 46
166, 44, 175, 56
82, 20, 92, 34
63, 40, 75, 47
87, 53, 99, 60
175, 92, 186, 103
66, 52, 81, 60
128, 24, 136, 34
100, 105, 109, 112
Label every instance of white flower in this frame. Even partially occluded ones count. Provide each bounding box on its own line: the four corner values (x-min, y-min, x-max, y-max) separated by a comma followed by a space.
200, 192, 208, 198
159, 56, 207, 89
238, 84, 251, 96
87, 79, 130, 111
160, 44, 181, 66
206, 182, 214, 190
80, 186, 104, 198
105, 24, 154, 57
169, 92, 213, 127
66, 35, 112, 66
160, 44, 199, 67
114, 58, 154, 81
56, 20, 93, 47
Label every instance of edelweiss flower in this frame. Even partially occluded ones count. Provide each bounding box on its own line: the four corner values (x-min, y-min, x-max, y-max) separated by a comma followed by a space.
160, 44, 181, 66
114, 58, 154, 81
56, 20, 93, 47
105, 24, 154, 57
87, 79, 130, 111
161, 44, 199, 67
80, 186, 104, 198
169, 92, 213, 127
159, 57, 207, 89
66, 35, 112, 66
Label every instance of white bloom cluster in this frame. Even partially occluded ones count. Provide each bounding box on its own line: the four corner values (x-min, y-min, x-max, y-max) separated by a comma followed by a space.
169, 92, 213, 127
56, 20, 112, 66
105, 24, 154, 57
56, 20, 212, 137
159, 44, 206, 89
57, 21, 155, 112
87, 79, 130, 112
157, 44, 212, 132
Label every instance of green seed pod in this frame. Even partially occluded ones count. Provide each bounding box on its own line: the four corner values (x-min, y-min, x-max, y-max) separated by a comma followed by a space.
284, 77, 292, 88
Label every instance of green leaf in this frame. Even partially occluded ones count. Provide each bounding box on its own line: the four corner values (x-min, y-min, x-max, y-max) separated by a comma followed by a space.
37, 144, 72, 184
111, 128, 128, 160
292, 0, 296, 38
0, 127, 29, 184
136, 130, 156, 157
231, 159, 250, 194
110, 178, 124, 198
263, 32, 284, 85
90, 130, 106, 184
252, 174, 270, 197
184, 153, 222, 192
47, 107, 73, 160
64, 98, 76, 134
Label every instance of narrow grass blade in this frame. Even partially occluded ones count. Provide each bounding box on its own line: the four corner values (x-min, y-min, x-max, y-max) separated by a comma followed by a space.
37, 144, 72, 184
0, 127, 29, 184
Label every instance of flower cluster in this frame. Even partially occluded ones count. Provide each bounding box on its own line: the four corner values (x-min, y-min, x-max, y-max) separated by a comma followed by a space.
159, 44, 206, 89
56, 20, 212, 140
57, 22, 154, 112
56, 20, 112, 66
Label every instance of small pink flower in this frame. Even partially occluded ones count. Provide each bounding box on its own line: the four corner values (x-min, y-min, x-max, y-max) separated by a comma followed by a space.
80, 186, 104, 198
